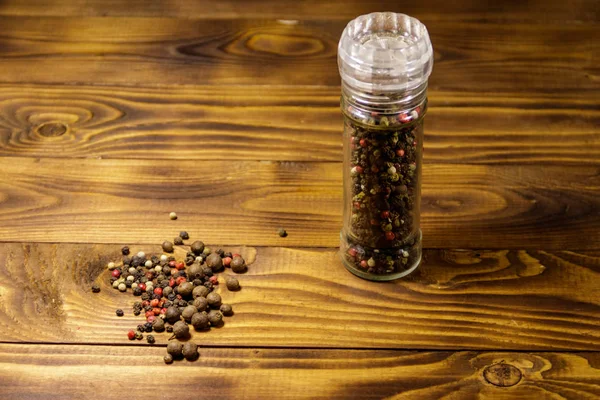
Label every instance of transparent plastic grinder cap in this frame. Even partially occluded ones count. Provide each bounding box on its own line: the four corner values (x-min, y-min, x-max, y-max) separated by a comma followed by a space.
338, 12, 434, 93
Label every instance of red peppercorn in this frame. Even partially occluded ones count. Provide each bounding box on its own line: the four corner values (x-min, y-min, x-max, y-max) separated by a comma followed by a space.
223, 257, 232, 267
359, 139, 367, 148
396, 149, 405, 157
175, 277, 187, 286
127, 330, 136, 340
347, 248, 357, 257
141, 300, 150, 307
350, 136, 357, 144
371, 165, 379, 173
176, 261, 185, 270
415, 106, 421, 114
111, 269, 121, 278
355, 166, 364, 174
209, 276, 218, 285
399, 113, 411, 124
176, 294, 182, 300
152, 307, 161, 316
138, 283, 147, 292
381, 211, 390, 219
370, 111, 379, 117
153, 287, 163, 297
150, 299, 159, 307
168, 260, 176, 268
145, 310, 154, 318
353, 202, 361, 210
169, 278, 175, 287
161, 307, 167, 314
145, 271, 154, 279
147, 315, 156, 323
370, 219, 378, 226
385, 231, 396, 241
360, 260, 368, 269
413, 140, 417, 147
232, 253, 241, 258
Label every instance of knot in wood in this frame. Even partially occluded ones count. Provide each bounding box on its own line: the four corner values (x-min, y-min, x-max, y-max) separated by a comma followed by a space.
483, 362, 522, 387
37, 122, 68, 137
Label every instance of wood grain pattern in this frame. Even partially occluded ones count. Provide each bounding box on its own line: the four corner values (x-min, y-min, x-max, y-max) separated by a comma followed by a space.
0, 85, 598, 165
0, 243, 599, 350
0, 18, 596, 91
0, 157, 598, 249
0, 0, 597, 22
1, 344, 600, 399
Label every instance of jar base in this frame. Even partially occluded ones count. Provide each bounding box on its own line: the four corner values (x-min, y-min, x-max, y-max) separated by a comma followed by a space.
340, 251, 421, 281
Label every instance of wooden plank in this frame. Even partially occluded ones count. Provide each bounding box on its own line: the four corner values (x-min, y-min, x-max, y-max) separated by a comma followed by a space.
0, 243, 599, 350
0, 18, 596, 91
1, 344, 600, 400
0, 157, 598, 249
0, 0, 596, 22
0, 85, 598, 165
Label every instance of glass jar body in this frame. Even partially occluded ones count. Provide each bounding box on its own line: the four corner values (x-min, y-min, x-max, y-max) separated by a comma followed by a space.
340, 86, 425, 281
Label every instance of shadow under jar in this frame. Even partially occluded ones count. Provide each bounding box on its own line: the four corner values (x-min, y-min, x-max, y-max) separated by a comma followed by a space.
338, 12, 433, 281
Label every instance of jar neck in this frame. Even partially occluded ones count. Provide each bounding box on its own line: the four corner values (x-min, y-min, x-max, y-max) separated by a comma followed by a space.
341, 81, 427, 115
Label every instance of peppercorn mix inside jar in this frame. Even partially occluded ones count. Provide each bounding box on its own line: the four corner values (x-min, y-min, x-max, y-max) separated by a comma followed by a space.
338, 12, 433, 281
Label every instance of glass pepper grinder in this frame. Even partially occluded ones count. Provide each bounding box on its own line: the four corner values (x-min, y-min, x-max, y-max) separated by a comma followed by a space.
338, 12, 433, 281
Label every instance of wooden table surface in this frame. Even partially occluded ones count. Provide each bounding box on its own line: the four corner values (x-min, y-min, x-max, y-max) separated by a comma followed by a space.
0, 1, 599, 399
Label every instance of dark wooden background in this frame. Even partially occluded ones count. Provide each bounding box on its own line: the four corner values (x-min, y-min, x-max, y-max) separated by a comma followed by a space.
0, 1, 599, 398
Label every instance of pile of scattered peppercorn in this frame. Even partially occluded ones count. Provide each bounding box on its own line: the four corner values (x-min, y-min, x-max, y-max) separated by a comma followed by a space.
99, 230, 246, 363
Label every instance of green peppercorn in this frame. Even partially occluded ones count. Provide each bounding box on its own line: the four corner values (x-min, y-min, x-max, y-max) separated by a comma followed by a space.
220, 304, 233, 316
277, 228, 288, 237
166, 341, 183, 357
205, 253, 223, 272
182, 305, 196, 322
171, 321, 190, 339
162, 241, 174, 253
182, 342, 199, 361
164, 354, 174, 364
193, 297, 208, 312
207, 310, 223, 326
191, 312, 209, 330
174, 237, 183, 246
230, 256, 246, 273
206, 292, 222, 308
225, 276, 240, 291
202, 247, 211, 256
169, 212, 177, 220
165, 306, 181, 324
135, 331, 143, 340
177, 282, 194, 299
190, 241, 205, 255
192, 285, 210, 299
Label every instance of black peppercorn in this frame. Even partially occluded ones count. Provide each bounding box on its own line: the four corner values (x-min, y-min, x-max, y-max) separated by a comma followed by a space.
216, 249, 225, 257
115, 309, 124, 317
193, 297, 208, 312
171, 321, 190, 339
225, 276, 240, 291
167, 293, 177, 301
182, 305, 196, 322
185, 256, 195, 266
277, 228, 288, 237
166, 325, 173, 333
191, 312, 210, 330
162, 241, 174, 253
133, 287, 142, 296
182, 342, 199, 361
207, 310, 223, 326
165, 306, 181, 324
147, 335, 155, 344
193, 278, 202, 286
177, 282, 194, 299
121, 246, 130, 255
230, 256, 246, 273
206, 253, 223, 272
179, 231, 190, 240
122, 256, 131, 265
137, 324, 145, 332
220, 304, 233, 316
223, 252, 233, 259
174, 237, 183, 246
144, 322, 153, 332
203, 281, 213, 290
91, 284, 101, 293
193, 285, 210, 299
190, 241, 205, 255
166, 341, 183, 357
206, 292, 222, 308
